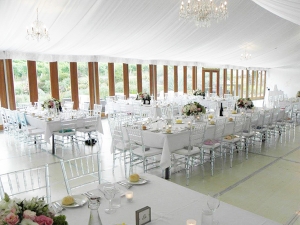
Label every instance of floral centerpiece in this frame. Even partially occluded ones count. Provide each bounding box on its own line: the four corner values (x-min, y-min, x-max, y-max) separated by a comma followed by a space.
236, 98, 254, 109
193, 89, 205, 97
297, 91, 300, 97
42, 98, 62, 112
182, 102, 206, 116
0, 193, 68, 225
136, 93, 151, 101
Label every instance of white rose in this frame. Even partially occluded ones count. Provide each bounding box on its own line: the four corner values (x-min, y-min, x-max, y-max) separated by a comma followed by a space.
20, 218, 39, 225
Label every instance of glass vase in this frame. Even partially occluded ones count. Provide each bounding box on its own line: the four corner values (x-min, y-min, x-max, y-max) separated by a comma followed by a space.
88, 196, 102, 225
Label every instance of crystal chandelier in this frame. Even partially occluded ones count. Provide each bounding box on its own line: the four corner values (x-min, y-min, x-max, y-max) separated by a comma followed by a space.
179, 0, 228, 27
26, 8, 50, 41
241, 49, 251, 60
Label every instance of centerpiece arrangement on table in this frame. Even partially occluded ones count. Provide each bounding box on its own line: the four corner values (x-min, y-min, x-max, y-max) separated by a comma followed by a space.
236, 98, 254, 109
193, 89, 205, 98
0, 193, 68, 225
42, 97, 62, 114
136, 92, 151, 104
182, 102, 206, 116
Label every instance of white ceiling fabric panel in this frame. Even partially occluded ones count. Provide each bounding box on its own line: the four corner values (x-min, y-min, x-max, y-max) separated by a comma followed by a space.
252, 0, 300, 26
0, 0, 299, 69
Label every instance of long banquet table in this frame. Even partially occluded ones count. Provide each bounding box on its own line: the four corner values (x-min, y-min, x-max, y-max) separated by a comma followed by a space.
62, 174, 280, 225
25, 114, 103, 154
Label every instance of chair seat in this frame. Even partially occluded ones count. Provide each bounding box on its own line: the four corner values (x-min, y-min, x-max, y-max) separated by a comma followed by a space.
242, 131, 256, 137
53, 129, 76, 136
132, 146, 162, 157
223, 137, 242, 143
77, 126, 97, 132
202, 142, 221, 149
26, 128, 44, 136
115, 141, 130, 150
174, 146, 201, 156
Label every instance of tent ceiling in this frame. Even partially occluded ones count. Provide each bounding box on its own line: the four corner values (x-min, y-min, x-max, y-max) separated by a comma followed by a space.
0, 0, 299, 69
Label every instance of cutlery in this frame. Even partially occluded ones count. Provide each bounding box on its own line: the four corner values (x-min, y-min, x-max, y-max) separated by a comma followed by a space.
117, 181, 132, 189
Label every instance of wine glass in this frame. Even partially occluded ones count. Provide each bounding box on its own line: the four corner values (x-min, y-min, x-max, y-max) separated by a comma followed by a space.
207, 193, 220, 224
102, 182, 116, 214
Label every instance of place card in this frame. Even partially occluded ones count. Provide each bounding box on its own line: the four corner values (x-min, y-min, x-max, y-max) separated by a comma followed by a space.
136, 206, 151, 225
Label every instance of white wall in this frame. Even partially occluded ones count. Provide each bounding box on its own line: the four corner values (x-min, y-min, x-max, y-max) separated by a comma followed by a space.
267, 67, 300, 98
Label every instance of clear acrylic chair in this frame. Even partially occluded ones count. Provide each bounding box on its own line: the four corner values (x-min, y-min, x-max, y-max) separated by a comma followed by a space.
76, 116, 101, 152
52, 120, 79, 156
112, 122, 131, 176
93, 104, 103, 117
222, 115, 245, 167
172, 123, 207, 185
0, 165, 51, 203
242, 113, 259, 156
126, 125, 162, 174
202, 117, 227, 176
60, 152, 102, 195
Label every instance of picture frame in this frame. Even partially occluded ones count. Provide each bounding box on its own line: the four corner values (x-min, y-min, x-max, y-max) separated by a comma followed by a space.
135, 206, 151, 225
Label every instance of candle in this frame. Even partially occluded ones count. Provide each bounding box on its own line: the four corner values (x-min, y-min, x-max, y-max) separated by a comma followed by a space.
168, 125, 172, 128
186, 219, 196, 225
125, 191, 133, 202
197, 116, 200, 120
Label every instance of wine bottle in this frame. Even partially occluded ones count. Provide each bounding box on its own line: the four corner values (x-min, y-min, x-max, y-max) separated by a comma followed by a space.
234, 103, 237, 111
220, 103, 223, 116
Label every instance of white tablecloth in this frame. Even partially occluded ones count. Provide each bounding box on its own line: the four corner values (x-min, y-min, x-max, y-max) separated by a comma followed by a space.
62, 174, 280, 225
25, 115, 103, 143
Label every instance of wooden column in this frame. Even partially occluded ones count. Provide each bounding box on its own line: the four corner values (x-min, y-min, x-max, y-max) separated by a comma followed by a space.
49, 62, 59, 100
0, 60, 8, 108
202, 68, 205, 91
192, 66, 197, 90
123, 63, 129, 99
174, 66, 178, 92
223, 69, 227, 96
108, 63, 115, 96
94, 62, 100, 104
183, 66, 187, 93
163, 65, 168, 94
27, 61, 38, 104
241, 70, 244, 98
235, 70, 239, 97
216, 72, 220, 96
88, 62, 96, 109
154, 65, 157, 99
137, 64, 142, 93
149, 65, 154, 97
70, 62, 79, 109
230, 69, 233, 95
246, 70, 249, 98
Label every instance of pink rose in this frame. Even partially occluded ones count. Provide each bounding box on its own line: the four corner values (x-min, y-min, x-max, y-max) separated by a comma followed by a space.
23, 210, 37, 221
34, 215, 53, 225
5, 212, 19, 225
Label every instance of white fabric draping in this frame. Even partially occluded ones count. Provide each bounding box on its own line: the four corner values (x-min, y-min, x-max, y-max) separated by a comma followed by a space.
252, 0, 300, 26
0, 0, 300, 69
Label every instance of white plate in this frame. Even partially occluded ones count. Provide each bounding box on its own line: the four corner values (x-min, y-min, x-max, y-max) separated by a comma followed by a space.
60, 195, 88, 208
127, 177, 148, 185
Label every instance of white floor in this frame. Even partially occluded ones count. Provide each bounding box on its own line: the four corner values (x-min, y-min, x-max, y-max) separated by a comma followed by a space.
1, 118, 300, 224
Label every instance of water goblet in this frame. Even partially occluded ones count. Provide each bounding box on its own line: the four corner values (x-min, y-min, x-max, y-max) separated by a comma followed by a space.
207, 193, 220, 224
102, 182, 116, 214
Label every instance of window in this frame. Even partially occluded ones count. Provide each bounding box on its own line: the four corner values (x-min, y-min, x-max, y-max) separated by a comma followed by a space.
157, 65, 164, 98
36, 61, 50, 102
13, 60, 29, 104
168, 66, 174, 92
77, 62, 89, 105
187, 66, 193, 94
129, 64, 137, 95
142, 65, 150, 93
58, 62, 71, 99
98, 63, 108, 100
178, 66, 184, 95
114, 63, 124, 95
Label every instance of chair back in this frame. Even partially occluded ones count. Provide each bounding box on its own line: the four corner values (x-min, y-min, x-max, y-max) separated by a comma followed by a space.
60, 152, 101, 195
189, 123, 207, 149
0, 165, 51, 203
93, 104, 102, 116
233, 115, 245, 135
213, 117, 227, 141
126, 125, 144, 147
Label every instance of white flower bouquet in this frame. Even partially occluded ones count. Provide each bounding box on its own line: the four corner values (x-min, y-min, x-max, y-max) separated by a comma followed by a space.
193, 89, 205, 96
136, 92, 151, 100
182, 102, 206, 116
42, 98, 61, 109
0, 193, 68, 225
236, 98, 254, 109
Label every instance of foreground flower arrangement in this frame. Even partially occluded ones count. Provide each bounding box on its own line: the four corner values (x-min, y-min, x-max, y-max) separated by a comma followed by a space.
42, 98, 61, 109
136, 92, 151, 100
236, 98, 254, 109
182, 102, 206, 116
193, 89, 205, 97
0, 193, 68, 225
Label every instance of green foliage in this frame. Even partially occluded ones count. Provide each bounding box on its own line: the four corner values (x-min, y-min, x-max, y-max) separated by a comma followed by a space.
53, 215, 68, 225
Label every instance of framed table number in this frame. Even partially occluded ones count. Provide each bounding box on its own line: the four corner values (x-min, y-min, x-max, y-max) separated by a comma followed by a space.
136, 206, 151, 225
